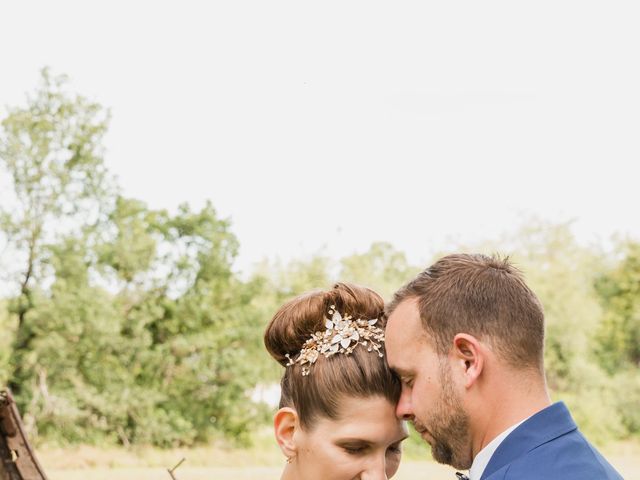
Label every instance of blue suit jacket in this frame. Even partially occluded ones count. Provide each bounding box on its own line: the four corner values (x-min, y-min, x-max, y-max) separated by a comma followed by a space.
481, 402, 623, 479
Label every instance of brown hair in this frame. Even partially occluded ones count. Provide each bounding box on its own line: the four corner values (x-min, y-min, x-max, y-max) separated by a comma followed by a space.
386, 254, 545, 372
264, 282, 401, 429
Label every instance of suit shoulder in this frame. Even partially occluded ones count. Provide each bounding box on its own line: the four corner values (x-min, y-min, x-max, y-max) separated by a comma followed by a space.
501, 430, 623, 480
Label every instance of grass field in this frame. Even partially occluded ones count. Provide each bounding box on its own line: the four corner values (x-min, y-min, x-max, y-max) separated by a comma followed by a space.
39, 440, 639, 480
44, 462, 454, 480
44, 458, 638, 480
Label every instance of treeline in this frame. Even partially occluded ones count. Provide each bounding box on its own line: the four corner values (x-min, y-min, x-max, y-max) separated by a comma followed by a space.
0, 70, 638, 447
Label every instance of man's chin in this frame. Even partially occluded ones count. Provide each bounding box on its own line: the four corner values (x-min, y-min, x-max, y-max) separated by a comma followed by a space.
423, 437, 472, 470
431, 441, 472, 471
414, 423, 471, 469
431, 442, 454, 466
414, 428, 452, 465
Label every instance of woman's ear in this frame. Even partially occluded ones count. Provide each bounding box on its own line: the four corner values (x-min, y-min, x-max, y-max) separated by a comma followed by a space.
452, 333, 484, 389
274, 407, 299, 458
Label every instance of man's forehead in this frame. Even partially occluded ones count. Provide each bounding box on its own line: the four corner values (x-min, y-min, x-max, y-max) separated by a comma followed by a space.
387, 297, 422, 334
386, 298, 429, 364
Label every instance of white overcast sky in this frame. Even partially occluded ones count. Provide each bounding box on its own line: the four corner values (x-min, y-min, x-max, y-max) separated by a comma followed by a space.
1, 1, 639, 273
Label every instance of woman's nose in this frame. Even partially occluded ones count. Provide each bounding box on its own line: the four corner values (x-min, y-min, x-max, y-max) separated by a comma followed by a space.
360, 456, 389, 480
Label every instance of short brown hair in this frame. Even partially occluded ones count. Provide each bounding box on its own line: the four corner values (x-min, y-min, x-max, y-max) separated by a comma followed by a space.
264, 283, 401, 429
386, 254, 545, 371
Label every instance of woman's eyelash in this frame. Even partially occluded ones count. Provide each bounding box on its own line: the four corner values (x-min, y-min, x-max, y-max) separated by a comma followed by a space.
342, 444, 403, 455
342, 445, 367, 454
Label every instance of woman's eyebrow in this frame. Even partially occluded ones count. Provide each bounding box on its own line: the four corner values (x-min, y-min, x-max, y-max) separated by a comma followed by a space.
337, 438, 373, 444
338, 433, 410, 445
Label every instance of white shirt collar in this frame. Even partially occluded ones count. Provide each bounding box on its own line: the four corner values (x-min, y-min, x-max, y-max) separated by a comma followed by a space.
468, 417, 528, 480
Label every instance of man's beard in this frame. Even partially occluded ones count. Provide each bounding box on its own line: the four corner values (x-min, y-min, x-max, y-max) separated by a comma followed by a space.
416, 362, 472, 470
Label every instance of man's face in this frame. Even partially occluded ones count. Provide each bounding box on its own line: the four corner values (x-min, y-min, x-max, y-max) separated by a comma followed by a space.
385, 298, 473, 470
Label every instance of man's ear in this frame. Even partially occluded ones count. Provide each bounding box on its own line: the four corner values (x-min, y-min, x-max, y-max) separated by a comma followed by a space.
274, 407, 299, 458
452, 333, 484, 388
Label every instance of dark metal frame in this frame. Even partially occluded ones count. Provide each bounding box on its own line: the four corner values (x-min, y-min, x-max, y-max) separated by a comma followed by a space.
0, 390, 48, 480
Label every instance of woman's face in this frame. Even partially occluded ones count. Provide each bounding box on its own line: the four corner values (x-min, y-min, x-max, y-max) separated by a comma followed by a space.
291, 395, 408, 480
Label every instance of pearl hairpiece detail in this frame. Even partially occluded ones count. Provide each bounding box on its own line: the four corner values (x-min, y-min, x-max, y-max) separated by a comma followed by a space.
285, 305, 385, 376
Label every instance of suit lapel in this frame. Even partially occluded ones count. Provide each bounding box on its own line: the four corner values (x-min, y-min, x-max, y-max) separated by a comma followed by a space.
480, 402, 577, 480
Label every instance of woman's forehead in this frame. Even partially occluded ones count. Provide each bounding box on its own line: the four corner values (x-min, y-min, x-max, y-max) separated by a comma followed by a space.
311, 396, 406, 440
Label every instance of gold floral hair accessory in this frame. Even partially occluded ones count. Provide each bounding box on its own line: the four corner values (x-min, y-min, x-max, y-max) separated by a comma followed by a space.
285, 305, 385, 376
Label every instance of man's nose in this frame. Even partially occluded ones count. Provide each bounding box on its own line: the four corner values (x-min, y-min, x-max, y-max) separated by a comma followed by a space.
395, 387, 414, 420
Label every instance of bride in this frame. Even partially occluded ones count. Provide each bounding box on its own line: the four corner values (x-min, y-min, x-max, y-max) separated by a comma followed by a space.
264, 282, 408, 479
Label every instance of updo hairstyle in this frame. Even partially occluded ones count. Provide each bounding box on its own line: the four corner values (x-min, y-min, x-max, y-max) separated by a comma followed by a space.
264, 282, 401, 429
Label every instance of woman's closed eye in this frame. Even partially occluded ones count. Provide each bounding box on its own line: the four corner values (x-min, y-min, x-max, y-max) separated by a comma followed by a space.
339, 439, 404, 456
339, 442, 370, 455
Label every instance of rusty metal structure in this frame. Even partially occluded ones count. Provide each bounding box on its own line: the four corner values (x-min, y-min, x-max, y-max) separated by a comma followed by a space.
0, 390, 48, 480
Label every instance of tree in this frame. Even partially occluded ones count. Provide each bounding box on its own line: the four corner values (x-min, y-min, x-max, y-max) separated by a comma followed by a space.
0, 68, 112, 399
0, 300, 14, 385
94, 199, 267, 445
14, 237, 128, 443
594, 240, 640, 372
593, 240, 640, 437
1, 71, 267, 446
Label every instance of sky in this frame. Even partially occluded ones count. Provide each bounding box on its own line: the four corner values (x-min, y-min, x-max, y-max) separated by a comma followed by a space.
1, 1, 639, 274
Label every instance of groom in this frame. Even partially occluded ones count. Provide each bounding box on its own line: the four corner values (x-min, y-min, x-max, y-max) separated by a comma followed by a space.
384, 253, 622, 479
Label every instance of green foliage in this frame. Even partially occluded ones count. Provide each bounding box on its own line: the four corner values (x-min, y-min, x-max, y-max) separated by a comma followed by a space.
0, 67, 112, 291
594, 241, 640, 373
0, 300, 15, 385
555, 360, 626, 445
96, 196, 157, 283
0, 71, 264, 447
5, 198, 267, 447
0, 67, 114, 401
611, 370, 640, 437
